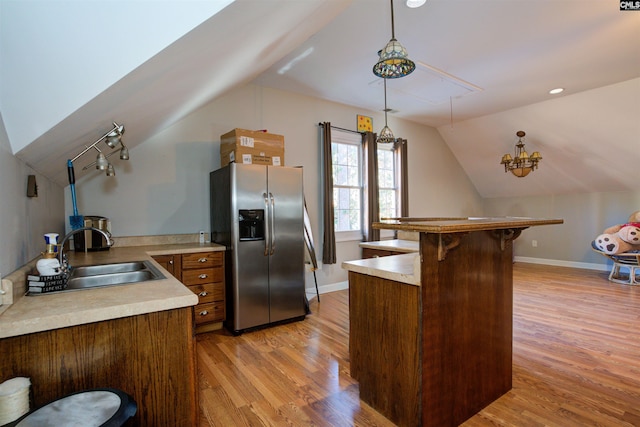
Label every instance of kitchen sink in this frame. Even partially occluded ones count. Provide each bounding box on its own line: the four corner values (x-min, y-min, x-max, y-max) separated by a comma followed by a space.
64, 260, 165, 291
71, 261, 149, 277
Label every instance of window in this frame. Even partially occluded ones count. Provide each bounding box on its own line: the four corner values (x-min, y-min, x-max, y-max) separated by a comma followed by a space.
377, 145, 397, 220
328, 129, 402, 242
378, 144, 400, 239
331, 130, 362, 240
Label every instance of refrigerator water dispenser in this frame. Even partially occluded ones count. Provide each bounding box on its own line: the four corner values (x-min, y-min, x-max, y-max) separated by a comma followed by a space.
238, 210, 264, 241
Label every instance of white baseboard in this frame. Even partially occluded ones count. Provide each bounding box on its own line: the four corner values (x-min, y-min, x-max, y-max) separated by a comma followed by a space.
305, 259, 610, 301
306, 281, 348, 301
514, 256, 610, 272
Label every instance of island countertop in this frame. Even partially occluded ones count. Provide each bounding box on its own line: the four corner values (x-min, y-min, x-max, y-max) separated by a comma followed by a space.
374, 216, 564, 233
342, 253, 420, 286
359, 239, 419, 253
0, 242, 225, 339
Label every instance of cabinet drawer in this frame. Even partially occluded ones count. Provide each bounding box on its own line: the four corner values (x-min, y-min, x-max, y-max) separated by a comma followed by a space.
188, 283, 224, 304
194, 302, 224, 324
182, 252, 223, 269
181, 267, 223, 285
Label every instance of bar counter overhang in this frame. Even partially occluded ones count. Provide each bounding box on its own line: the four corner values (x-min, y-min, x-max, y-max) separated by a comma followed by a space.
344, 216, 564, 427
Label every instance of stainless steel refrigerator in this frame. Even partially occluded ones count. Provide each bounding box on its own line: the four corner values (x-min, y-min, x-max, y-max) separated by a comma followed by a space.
210, 163, 306, 334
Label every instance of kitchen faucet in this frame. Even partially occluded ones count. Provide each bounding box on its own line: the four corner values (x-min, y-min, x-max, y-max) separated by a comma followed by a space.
58, 227, 114, 273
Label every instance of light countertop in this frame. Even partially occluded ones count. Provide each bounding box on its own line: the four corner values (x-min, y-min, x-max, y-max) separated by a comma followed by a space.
342, 253, 420, 286
0, 242, 225, 339
359, 239, 419, 253
374, 216, 563, 233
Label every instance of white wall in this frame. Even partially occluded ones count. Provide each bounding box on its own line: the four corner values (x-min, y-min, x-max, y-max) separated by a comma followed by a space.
0, 114, 65, 278
484, 191, 640, 266
0, 0, 234, 153
73, 83, 482, 285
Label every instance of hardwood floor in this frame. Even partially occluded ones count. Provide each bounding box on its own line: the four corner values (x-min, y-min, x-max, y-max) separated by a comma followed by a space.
196, 263, 640, 426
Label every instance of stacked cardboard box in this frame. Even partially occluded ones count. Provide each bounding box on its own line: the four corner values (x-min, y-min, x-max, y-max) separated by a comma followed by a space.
220, 128, 285, 167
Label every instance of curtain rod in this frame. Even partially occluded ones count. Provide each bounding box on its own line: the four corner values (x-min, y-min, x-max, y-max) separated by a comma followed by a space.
317, 123, 364, 135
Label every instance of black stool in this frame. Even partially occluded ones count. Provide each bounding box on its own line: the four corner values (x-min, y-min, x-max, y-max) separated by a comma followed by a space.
5, 388, 136, 427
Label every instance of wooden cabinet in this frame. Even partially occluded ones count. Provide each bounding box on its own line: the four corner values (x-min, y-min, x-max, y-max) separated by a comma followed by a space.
153, 251, 225, 333
349, 272, 421, 426
180, 252, 225, 331
0, 308, 197, 426
152, 254, 176, 276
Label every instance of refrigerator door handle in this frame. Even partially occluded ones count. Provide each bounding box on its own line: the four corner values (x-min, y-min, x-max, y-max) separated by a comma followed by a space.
263, 192, 270, 256
269, 192, 276, 255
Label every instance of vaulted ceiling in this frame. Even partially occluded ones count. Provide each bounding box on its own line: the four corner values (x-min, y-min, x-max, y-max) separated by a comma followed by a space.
1, 0, 638, 198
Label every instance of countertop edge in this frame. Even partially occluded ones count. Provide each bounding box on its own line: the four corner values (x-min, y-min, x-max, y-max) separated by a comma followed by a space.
373, 217, 564, 233
359, 239, 419, 253
0, 242, 224, 339
342, 253, 420, 286
0, 293, 198, 339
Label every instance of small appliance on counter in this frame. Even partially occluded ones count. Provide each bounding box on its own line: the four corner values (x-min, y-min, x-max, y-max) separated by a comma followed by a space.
73, 215, 111, 252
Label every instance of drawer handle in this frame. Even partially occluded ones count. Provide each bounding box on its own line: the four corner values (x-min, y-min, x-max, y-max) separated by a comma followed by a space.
199, 274, 208, 279
199, 291, 208, 297
169, 260, 173, 265
198, 258, 208, 263
199, 310, 209, 316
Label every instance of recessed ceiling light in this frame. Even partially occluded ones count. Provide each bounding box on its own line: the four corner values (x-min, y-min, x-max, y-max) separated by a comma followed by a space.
549, 88, 564, 95
406, 0, 427, 8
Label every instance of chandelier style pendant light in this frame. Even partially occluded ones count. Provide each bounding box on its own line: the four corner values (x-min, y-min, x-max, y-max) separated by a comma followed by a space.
500, 131, 542, 178
377, 79, 396, 145
373, 0, 416, 79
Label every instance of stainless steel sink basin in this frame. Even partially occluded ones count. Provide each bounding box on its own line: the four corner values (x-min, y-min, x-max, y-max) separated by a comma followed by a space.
65, 260, 165, 291
71, 261, 148, 277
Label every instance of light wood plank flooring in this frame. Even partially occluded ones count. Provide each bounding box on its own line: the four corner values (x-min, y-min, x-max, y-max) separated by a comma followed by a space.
196, 263, 640, 426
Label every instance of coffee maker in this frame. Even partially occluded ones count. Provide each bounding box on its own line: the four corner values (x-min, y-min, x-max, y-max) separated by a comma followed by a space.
74, 215, 111, 252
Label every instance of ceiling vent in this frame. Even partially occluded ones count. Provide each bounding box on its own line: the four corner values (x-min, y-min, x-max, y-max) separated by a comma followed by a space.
369, 61, 483, 105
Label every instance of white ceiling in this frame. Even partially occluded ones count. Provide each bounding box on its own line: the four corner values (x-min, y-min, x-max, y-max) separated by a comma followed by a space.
2, 0, 639, 198
256, 0, 640, 128
253, 0, 640, 197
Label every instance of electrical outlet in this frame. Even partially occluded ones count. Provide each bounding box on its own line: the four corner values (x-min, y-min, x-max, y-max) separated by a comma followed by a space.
199, 230, 205, 244
532, 240, 538, 247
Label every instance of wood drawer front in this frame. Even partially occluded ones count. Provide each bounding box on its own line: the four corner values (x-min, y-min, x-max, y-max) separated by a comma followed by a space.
194, 302, 224, 324
181, 252, 222, 270
182, 267, 223, 286
189, 283, 224, 304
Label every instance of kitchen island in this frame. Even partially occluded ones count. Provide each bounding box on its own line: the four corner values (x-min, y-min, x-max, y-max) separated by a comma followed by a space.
0, 241, 224, 426
343, 217, 563, 427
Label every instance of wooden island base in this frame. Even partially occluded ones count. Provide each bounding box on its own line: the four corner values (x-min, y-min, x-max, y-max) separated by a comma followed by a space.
345, 217, 563, 427
349, 272, 421, 426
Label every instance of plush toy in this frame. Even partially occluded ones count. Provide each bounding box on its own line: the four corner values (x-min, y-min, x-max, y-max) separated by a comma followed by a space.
628, 210, 640, 223
593, 210, 640, 255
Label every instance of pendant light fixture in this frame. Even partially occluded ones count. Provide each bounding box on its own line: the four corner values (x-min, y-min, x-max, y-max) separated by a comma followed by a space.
500, 131, 542, 178
373, 0, 416, 79
71, 122, 130, 177
377, 78, 396, 145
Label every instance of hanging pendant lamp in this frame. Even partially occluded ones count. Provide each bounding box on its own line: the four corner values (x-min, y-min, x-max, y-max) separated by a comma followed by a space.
373, 0, 416, 79
500, 131, 543, 178
377, 79, 396, 145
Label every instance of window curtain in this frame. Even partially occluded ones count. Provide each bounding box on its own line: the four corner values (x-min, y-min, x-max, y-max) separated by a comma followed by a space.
363, 131, 380, 242
395, 138, 409, 217
320, 122, 336, 264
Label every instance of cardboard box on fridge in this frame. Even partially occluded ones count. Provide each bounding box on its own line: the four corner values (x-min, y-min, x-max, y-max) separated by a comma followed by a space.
220, 128, 285, 167
221, 148, 283, 167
